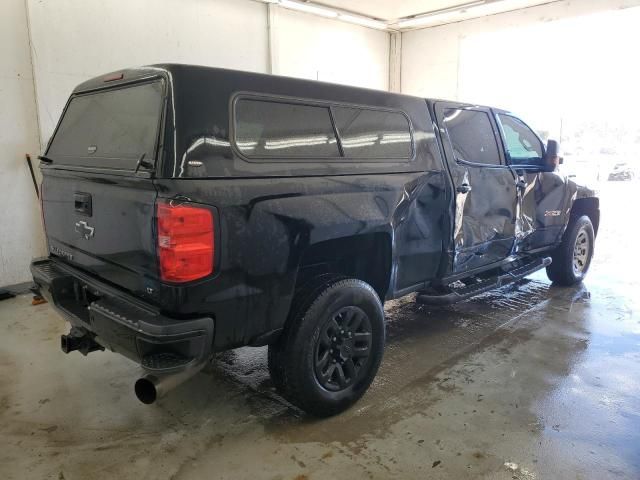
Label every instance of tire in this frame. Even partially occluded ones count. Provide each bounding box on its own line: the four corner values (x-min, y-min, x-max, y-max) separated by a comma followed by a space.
546, 215, 595, 286
268, 275, 345, 395
268, 277, 385, 417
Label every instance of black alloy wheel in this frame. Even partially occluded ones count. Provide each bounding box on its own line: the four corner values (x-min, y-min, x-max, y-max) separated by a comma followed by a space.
314, 306, 373, 392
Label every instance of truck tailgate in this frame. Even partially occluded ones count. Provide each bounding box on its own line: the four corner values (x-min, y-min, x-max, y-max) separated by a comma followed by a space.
42, 170, 158, 299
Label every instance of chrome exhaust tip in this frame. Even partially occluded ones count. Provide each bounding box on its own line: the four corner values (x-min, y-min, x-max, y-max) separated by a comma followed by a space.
134, 362, 205, 404
134, 376, 159, 404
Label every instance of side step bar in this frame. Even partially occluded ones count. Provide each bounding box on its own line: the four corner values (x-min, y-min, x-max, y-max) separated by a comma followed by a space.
416, 257, 552, 306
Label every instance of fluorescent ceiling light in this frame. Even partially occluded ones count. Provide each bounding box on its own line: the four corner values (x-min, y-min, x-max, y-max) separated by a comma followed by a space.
338, 14, 388, 30
279, 0, 338, 18
458, 0, 530, 16
396, 0, 486, 29
266, 0, 389, 30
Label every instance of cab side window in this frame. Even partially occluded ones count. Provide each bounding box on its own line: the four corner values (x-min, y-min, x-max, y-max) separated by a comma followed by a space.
443, 109, 501, 166
497, 114, 543, 166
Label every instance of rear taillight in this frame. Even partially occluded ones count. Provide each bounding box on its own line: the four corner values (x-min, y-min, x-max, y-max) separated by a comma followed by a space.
156, 201, 214, 283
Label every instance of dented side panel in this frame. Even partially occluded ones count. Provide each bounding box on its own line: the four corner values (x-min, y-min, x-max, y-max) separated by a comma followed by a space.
451, 166, 518, 272
432, 101, 518, 273
154, 171, 448, 349
513, 171, 578, 251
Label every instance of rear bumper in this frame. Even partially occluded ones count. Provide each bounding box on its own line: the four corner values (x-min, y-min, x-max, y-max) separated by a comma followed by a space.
31, 257, 214, 373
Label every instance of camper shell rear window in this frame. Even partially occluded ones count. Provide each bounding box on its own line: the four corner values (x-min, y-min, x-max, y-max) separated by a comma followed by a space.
47, 80, 165, 171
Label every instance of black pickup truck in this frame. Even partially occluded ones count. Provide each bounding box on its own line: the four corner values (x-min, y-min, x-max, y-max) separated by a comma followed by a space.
31, 64, 599, 416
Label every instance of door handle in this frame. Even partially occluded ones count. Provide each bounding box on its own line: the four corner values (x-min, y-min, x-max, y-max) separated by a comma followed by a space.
456, 184, 472, 194
516, 180, 527, 190
74, 192, 92, 216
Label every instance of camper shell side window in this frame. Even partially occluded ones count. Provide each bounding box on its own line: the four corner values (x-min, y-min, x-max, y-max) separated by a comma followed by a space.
231, 94, 414, 162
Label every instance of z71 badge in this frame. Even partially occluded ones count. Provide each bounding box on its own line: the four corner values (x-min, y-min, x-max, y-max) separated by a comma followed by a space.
545, 210, 561, 217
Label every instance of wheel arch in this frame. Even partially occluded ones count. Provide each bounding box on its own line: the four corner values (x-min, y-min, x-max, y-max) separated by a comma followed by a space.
294, 232, 393, 302
570, 197, 600, 236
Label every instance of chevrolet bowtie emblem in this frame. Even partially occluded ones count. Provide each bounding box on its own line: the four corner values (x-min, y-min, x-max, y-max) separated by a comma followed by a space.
75, 220, 95, 240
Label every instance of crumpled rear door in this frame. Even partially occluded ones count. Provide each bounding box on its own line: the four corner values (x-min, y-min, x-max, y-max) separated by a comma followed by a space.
434, 102, 518, 273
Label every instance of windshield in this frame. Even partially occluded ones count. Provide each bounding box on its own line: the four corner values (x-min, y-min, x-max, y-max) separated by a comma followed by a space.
47, 80, 164, 171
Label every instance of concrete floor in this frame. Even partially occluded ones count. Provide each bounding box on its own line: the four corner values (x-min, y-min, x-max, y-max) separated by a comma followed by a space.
1, 183, 639, 480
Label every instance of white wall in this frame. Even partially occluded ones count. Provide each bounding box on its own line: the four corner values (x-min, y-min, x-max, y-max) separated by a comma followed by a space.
402, 0, 640, 101
0, 0, 390, 287
270, 7, 389, 90
0, 0, 45, 287
27, 0, 270, 146
401, 0, 640, 146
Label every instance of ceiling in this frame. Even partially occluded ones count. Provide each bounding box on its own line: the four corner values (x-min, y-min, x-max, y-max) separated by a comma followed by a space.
318, 0, 493, 20
272, 0, 556, 30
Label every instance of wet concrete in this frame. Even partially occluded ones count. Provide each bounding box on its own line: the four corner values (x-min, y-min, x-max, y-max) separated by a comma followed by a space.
1, 182, 639, 479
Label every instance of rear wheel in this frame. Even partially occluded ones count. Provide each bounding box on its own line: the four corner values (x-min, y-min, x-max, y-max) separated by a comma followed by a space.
268, 277, 385, 417
546, 215, 595, 286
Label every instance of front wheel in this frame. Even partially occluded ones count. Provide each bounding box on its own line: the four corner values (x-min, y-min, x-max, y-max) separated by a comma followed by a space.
546, 215, 595, 286
268, 277, 385, 417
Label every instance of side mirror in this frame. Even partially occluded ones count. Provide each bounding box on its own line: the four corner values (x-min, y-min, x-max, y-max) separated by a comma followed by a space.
544, 139, 560, 171
545, 139, 559, 158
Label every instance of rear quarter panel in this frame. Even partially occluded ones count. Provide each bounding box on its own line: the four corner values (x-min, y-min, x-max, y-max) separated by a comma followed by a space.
155, 170, 448, 350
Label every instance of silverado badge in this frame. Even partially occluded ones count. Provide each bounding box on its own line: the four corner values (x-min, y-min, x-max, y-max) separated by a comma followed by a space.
50, 245, 73, 261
